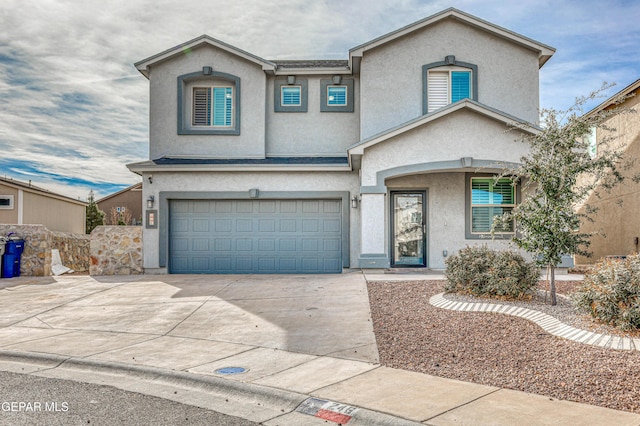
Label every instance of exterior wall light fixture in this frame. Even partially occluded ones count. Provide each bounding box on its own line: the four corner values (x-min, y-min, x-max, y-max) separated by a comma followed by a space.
147, 195, 155, 209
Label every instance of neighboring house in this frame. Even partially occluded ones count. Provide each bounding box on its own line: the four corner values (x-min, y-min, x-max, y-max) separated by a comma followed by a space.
0, 176, 87, 234
575, 78, 640, 265
128, 7, 555, 274
97, 182, 143, 225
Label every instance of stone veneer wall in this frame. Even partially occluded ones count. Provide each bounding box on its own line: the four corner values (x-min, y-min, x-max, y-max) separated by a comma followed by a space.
52, 231, 90, 272
0, 224, 90, 276
90, 226, 143, 275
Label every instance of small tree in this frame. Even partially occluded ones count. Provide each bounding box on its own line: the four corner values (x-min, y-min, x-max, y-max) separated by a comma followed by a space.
108, 207, 132, 226
85, 190, 105, 234
497, 84, 636, 305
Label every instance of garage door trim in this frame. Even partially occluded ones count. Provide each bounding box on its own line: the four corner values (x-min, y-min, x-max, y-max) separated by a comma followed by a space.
158, 191, 350, 270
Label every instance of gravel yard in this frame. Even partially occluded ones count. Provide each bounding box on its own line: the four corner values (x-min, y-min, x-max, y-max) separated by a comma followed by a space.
367, 280, 640, 413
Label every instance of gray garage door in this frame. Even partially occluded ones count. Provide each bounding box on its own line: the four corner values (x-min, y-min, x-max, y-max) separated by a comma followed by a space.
169, 199, 343, 274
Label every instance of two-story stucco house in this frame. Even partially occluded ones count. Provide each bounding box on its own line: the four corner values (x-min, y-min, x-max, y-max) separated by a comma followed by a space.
128, 8, 555, 274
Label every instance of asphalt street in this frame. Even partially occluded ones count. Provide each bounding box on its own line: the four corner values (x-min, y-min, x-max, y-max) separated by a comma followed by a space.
0, 370, 259, 426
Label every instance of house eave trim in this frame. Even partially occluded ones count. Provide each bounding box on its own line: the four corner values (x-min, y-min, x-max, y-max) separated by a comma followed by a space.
348, 100, 540, 156
126, 163, 353, 173
349, 7, 555, 68
134, 35, 277, 78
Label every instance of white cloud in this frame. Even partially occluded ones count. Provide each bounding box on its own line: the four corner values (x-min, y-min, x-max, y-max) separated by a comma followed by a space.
1, 0, 639, 197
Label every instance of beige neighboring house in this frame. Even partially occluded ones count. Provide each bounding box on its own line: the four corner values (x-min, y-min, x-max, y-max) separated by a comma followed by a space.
575, 78, 640, 265
0, 177, 87, 234
97, 182, 143, 226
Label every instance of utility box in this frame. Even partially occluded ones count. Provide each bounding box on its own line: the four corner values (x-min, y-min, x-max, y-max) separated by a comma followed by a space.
2, 238, 25, 278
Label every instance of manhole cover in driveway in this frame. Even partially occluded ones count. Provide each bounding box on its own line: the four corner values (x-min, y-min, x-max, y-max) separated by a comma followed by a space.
214, 367, 248, 375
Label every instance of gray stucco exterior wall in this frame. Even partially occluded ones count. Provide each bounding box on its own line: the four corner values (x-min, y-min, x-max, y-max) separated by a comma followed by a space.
358, 19, 540, 139
148, 45, 267, 159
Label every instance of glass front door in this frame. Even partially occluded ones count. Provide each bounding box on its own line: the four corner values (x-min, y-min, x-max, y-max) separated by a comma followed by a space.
391, 191, 426, 267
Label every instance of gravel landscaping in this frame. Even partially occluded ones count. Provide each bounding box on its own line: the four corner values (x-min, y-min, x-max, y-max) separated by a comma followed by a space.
367, 280, 640, 414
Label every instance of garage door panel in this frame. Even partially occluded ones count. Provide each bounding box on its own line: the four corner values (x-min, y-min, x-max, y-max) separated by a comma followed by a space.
323, 219, 340, 232
279, 219, 296, 232
237, 239, 253, 251
235, 219, 253, 232
324, 239, 341, 252
169, 199, 342, 274
193, 238, 210, 251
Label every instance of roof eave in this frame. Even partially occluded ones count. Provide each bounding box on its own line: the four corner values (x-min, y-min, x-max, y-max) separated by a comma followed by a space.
584, 78, 640, 117
348, 100, 540, 155
349, 7, 555, 69
134, 35, 277, 79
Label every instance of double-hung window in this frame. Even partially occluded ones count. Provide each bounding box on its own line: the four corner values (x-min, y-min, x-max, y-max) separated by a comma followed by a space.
192, 86, 233, 127
470, 178, 515, 234
427, 69, 471, 113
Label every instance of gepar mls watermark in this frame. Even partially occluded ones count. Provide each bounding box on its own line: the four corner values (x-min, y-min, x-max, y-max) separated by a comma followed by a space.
2, 401, 69, 412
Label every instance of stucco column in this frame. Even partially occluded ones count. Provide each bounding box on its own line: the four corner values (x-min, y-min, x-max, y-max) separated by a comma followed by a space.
358, 193, 390, 268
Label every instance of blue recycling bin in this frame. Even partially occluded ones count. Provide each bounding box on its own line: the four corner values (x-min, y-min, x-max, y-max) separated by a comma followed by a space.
2, 239, 24, 278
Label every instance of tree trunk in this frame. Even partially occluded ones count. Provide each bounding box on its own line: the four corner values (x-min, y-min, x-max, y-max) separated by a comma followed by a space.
548, 264, 557, 306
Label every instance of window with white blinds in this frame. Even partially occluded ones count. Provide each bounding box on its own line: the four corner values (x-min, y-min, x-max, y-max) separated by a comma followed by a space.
327, 86, 347, 106
471, 178, 515, 233
281, 86, 302, 106
192, 86, 233, 127
427, 69, 471, 113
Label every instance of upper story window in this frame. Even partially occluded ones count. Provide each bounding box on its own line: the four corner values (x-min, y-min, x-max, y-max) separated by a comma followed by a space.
177, 67, 240, 135
274, 77, 308, 112
193, 86, 234, 127
427, 69, 471, 112
320, 77, 354, 113
327, 86, 347, 106
281, 86, 301, 106
423, 56, 477, 115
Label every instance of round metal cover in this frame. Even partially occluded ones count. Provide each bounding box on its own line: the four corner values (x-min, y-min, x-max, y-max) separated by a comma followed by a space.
214, 367, 247, 375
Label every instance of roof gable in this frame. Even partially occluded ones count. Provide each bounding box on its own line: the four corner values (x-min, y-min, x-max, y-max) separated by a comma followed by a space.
135, 35, 277, 78
96, 182, 142, 203
349, 8, 555, 70
348, 99, 540, 155
0, 177, 87, 206
585, 78, 640, 117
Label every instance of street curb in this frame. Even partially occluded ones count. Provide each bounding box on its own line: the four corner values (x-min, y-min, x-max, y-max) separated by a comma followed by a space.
0, 350, 422, 425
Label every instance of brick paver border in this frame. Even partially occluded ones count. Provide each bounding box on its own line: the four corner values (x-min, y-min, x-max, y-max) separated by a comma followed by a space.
429, 293, 640, 351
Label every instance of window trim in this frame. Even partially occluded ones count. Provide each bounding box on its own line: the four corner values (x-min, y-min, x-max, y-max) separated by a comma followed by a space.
320, 78, 354, 112
423, 56, 478, 115
177, 69, 241, 135
465, 173, 519, 239
0, 195, 14, 210
274, 78, 308, 112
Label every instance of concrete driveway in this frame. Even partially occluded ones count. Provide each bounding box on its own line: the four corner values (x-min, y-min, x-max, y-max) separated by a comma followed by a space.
0, 271, 378, 363
2, 273, 639, 426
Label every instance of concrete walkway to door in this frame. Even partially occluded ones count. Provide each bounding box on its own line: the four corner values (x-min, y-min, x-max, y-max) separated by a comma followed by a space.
0, 272, 638, 425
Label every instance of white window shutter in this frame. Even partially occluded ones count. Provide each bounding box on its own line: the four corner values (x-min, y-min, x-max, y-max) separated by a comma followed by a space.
428, 71, 448, 113
193, 88, 210, 125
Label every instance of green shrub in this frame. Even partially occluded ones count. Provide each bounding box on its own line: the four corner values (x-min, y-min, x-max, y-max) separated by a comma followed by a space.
573, 255, 640, 330
445, 245, 539, 298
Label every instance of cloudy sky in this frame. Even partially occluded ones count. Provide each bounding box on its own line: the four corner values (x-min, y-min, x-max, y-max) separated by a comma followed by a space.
1, 0, 638, 200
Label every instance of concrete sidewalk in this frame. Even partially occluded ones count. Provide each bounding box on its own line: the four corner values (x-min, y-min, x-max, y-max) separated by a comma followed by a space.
0, 272, 637, 425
